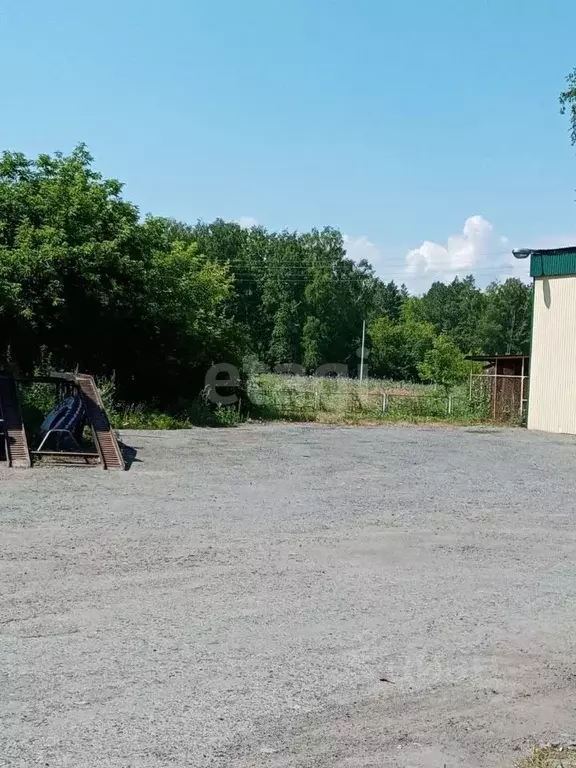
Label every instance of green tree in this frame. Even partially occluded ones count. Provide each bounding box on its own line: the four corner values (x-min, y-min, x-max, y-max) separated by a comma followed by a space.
269, 301, 301, 365
0, 145, 146, 377
560, 68, 576, 146
261, 230, 308, 367
0, 146, 240, 403
478, 279, 532, 355
419, 276, 485, 353
369, 314, 436, 381
301, 227, 366, 367
302, 316, 323, 371
418, 334, 468, 394
0, 142, 541, 411
183, 219, 267, 358
356, 261, 406, 324
140, 240, 237, 402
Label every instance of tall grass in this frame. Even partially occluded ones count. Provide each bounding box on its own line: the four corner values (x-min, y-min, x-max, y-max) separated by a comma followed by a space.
18, 372, 501, 433
109, 401, 242, 429
18, 378, 243, 434
247, 373, 493, 424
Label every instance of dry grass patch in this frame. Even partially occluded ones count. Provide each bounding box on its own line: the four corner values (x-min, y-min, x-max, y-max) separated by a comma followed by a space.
517, 747, 576, 767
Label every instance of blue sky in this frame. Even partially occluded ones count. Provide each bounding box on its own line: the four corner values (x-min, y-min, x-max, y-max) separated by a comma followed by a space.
2, 0, 576, 290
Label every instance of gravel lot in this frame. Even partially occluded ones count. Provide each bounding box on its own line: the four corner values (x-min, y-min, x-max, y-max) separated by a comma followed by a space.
2, 423, 576, 767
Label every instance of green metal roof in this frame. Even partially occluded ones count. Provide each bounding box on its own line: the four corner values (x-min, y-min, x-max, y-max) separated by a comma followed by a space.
530, 246, 576, 278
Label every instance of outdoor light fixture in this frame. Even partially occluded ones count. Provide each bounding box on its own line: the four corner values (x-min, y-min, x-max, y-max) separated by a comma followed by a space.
512, 249, 533, 259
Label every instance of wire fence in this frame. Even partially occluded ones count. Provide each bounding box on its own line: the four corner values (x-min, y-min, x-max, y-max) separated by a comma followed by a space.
248, 384, 492, 421
469, 374, 529, 423
246, 372, 532, 424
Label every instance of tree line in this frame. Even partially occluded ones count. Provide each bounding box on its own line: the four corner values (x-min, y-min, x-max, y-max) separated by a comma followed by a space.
0, 145, 534, 406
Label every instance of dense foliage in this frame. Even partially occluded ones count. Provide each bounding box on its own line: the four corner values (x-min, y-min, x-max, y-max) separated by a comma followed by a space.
0, 146, 533, 405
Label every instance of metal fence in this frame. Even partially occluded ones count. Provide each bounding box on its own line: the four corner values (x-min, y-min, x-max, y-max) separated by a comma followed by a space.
247, 374, 530, 424
469, 374, 529, 422
248, 386, 479, 420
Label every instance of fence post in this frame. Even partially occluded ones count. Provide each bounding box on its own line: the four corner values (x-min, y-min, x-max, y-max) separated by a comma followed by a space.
382, 393, 387, 413
447, 395, 453, 415
520, 357, 526, 418
492, 374, 497, 420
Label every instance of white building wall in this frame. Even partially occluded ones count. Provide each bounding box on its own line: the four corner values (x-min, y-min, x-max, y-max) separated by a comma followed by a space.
528, 275, 576, 434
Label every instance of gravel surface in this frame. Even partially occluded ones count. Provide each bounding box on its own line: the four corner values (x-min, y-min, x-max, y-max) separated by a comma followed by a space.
2, 423, 576, 767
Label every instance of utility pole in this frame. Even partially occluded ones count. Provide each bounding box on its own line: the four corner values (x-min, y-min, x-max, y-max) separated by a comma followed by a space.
359, 320, 366, 382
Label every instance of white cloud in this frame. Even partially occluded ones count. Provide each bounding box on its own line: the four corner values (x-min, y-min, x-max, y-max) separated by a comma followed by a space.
404, 215, 535, 290
343, 234, 383, 267
406, 215, 508, 276
345, 221, 524, 288
237, 216, 258, 229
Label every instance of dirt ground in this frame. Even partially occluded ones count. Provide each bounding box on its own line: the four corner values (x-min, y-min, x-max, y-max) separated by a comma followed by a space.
2, 424, 576, 767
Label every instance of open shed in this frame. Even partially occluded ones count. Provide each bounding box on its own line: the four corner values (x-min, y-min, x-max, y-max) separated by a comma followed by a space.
466, 354, 530, 421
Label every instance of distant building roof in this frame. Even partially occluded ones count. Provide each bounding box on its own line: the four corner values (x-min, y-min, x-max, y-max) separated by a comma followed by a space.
530, 246, 576, 256
465, 354, 530, 377
465, 354, 529, 362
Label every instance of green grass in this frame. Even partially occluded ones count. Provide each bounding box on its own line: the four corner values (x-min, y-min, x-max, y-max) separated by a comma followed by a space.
18, 372, 515, 433
18, 379, 243, 437
246, 373, 496, 425
108, 401, 242, 430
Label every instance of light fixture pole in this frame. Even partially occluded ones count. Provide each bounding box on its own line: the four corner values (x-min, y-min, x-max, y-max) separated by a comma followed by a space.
359, 320, 366, 382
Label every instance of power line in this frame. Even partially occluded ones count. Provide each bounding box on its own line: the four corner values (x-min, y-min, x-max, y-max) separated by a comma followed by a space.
230, 268, 527, 283
219, 255, 515, 273
217, 250, 520, 275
